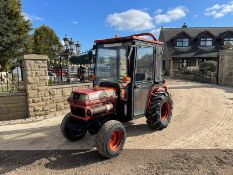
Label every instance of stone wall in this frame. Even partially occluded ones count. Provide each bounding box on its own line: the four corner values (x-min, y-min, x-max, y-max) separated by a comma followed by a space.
0, 92, 27, 121
21, 54, 92, 118
48, 83, 91, 112
219, 47, 233, 87
174, 74, 217, 84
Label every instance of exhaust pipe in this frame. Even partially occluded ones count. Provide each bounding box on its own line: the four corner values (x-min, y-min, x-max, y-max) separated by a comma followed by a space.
87, 103, 114, 116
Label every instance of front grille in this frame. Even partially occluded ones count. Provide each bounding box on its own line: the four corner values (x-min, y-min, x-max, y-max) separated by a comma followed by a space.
71, 106, 85, 117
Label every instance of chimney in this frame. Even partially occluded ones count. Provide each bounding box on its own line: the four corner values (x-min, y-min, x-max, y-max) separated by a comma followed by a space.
182, 23, 188, 28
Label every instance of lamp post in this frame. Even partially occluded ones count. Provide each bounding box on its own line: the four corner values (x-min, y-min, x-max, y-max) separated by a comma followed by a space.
52, 35, 81, 84
63, 35, 81, 84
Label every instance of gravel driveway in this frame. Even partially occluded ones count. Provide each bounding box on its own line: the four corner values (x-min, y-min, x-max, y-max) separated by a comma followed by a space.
0, 79, 233, 174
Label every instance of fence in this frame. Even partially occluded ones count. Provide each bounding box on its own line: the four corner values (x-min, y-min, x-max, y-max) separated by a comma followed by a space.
0, 62, 24, 93
48, 64, 94, 86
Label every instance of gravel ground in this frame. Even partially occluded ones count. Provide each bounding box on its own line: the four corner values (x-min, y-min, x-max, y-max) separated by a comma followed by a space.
0, 79, 233, 174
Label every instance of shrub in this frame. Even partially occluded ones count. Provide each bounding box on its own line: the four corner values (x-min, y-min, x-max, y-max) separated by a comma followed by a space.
199, 61, 217, 77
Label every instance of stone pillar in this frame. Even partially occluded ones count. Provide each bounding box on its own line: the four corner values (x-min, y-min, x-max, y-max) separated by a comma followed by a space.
170, 58, 174, 77
218, 47, 233, 87
22, 54, 49, 118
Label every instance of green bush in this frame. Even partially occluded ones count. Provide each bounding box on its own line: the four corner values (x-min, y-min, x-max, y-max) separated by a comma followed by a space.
199, 61, 217, 72
199, 61, 217, 77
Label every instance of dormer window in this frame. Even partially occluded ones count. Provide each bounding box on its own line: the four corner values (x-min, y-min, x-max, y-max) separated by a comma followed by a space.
177, 38, 189, 47
224, 38, 233, 45
200, 38, 213, 46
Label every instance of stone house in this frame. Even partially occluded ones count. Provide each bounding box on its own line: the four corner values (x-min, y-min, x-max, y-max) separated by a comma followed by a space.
159, 24, 233, 76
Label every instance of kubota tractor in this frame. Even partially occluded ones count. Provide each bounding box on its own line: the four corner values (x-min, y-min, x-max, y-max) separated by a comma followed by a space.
61, 33, 173, 158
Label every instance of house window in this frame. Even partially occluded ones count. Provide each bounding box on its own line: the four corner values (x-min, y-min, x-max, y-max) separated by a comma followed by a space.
177, 38, 189, 47
178, 59, 191, 68
200, 38, 213, 46
224, 38, 233, 45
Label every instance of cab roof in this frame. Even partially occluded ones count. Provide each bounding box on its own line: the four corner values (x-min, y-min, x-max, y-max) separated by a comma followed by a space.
95, 33, 163, 45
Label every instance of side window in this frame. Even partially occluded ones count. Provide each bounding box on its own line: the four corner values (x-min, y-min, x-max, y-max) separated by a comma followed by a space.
119, 49, 127, 77
155, 46, 163, 82
136, 46, 153, 82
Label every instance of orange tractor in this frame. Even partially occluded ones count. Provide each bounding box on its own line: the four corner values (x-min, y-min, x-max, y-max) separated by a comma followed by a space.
61, 33, 173, 158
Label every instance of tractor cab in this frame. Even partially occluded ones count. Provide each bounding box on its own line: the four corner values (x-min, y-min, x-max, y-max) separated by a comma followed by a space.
93, 33, 165, 120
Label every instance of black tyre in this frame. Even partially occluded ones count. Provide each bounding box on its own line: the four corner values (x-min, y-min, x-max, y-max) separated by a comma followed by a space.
61, 113, 87, 141
146, 91, 173, 130
95, 120, 126, 159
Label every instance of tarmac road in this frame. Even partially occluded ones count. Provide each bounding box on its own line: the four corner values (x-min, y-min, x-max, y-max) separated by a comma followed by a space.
0, 79, 233, 174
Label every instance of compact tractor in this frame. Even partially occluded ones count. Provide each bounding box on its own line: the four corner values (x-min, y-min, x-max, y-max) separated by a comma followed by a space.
61, 33, 173, 158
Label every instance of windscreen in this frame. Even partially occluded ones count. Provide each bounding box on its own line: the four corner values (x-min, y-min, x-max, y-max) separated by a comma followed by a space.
95, 44, 127, 83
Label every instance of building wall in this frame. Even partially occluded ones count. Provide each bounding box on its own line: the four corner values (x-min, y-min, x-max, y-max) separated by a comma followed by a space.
0, 92, 27, 121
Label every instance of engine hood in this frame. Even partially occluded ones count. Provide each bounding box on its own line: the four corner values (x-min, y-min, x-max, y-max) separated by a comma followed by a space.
72, 87, 116, 101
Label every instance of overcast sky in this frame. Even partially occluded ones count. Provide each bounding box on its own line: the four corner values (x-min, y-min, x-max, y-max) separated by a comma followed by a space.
22, 0, 233, 51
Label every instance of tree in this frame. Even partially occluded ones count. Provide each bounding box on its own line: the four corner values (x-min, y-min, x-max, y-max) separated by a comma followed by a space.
0, 0, 31, 70
33, 25, 62, 59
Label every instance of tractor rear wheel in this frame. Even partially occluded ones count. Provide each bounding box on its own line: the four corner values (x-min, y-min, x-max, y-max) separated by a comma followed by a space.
95, 120, 126, 159
61, 113, 87, 141
146, 91, 173, 130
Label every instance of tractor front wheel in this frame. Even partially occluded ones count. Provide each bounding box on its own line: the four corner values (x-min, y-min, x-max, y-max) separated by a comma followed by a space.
146, 91, 173, 130
95, 120, 126, 159
61, 113, 87, 141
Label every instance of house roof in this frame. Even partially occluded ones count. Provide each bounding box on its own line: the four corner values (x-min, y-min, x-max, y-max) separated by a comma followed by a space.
160, 27, 233, 42
160, 27, 233, 59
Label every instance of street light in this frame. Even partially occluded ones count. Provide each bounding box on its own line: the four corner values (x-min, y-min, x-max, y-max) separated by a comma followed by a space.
62, 35, 81, 84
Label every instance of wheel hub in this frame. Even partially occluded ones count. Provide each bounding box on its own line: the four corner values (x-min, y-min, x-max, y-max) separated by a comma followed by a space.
109, 130, 123, 152
161, 101, 171, 120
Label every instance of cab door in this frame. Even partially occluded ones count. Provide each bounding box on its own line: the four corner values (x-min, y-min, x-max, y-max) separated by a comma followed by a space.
133, 45, 155, 116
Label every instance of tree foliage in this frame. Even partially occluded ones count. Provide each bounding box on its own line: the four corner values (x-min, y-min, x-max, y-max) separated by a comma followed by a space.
199, 61, 217, 78
199, 61, 217, 73
0, 0, 31, 69
33, 25, 62, 59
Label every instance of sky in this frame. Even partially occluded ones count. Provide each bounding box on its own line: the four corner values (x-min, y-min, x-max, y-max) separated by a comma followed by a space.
22, 0, 233, 51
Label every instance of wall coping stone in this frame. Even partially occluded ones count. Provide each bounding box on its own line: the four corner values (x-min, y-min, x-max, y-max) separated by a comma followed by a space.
0, 92, 26, 97
23, 54, 49, 60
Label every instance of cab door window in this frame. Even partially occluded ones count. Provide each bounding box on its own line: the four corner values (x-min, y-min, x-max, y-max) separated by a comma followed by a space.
136, 46, 154, 82
155, 46, 163, 82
